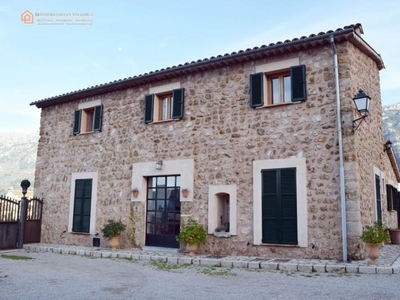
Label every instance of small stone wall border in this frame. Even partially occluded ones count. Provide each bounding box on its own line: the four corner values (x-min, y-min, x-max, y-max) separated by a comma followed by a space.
23, 245, 400, 275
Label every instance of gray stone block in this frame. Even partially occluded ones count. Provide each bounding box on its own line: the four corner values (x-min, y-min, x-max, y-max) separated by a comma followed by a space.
151, 255, 167, 262
61, 249, 69, 255
297, 264, 313, 272
279, 263, 298, 272
76, 250, 85, 256
221, 260, 234, 268
260, 261, 278, 270
178, 257, 193, 265
139, 254, 151, 260
248, 261, 261, 269
232, 260, 248, 268
345, 265, 359, 273
392, 267, 400, 274
110, 252, 118, 258
326, 264, 346, 273
167, 257, 179, 264
131, 253, 140, 260
312, 264, 326, 273
200, 259, 221, 267
92, 251, 102, 258
101, 252, 112, 258
118, 253, 132, 259
376, 267, 392, 274
358, 266, 377, 274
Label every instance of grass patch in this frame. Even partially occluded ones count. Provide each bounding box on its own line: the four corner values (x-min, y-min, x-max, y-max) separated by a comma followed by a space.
0, 254, 33, 261
200, 266, 237, 276
151, 261, 191, 271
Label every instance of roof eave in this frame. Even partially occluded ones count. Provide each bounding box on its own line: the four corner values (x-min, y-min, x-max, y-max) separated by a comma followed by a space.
31, 25, 382, 109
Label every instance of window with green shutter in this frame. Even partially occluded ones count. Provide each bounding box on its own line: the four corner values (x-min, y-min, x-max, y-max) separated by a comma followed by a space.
73, 105, 103, 135
144, 88, 185, 124
261, 168, 297, 245
72, 179, 92, 233
249, 65, 307, 108
375, 175, 382, 223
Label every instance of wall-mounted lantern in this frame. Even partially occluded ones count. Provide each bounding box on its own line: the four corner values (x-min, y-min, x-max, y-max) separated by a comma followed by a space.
132, 188, 139, 198
352, 90, 371, 132
156, 160, 163, 170
182, 188, 189, 198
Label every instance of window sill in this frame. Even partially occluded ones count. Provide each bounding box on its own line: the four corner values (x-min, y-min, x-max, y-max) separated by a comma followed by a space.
260, 243, 300, 248
213, 232, 231, 238
256, 102, 297, 109
152, 119, 179, 124
70, 231, 91, 235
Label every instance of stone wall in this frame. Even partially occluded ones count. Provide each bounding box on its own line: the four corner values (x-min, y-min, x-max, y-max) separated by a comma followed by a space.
34, 40, 394, 260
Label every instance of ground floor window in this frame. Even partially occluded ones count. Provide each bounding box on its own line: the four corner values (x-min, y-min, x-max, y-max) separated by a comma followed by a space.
375, 174, 382, 223
146, 175, 181, 248
72, 179, 92, 233
262, 168, 297, 245
253, 158, 307, 247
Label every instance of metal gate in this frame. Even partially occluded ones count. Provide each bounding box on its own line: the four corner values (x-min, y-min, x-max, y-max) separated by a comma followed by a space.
0, 195, 43, 249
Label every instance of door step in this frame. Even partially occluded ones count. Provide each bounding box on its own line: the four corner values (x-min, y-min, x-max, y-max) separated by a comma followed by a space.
142, 246, 180, 253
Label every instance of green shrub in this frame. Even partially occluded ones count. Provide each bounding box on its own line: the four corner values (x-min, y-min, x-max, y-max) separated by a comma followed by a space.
101, 219, 126, 239
176, 219, 206, 246
361, 221, 389, 244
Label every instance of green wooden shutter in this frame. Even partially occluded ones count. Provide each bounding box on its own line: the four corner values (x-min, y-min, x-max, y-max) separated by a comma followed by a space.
250, 73, 264, 108
291, 65, 307, 102
73, 110, 81, 135
262, 170, 278, 243
262, 168, 297, 245
172, 88, 185, 119
375, 175, 382, 222
73, 179, 92, 233
280, 169, 297, 244
387, 184, 393, 211
144, 94, 154, 124
93, 105, 103, 132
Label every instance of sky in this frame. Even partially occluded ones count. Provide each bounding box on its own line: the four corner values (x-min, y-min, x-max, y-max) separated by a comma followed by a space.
1, 0, 399, 133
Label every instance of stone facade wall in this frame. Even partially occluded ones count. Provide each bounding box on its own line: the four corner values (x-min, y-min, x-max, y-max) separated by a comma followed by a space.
34, 40, 395, 260
338, 42, 398, 259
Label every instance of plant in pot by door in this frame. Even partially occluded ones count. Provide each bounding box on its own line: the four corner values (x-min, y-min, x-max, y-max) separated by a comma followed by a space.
176, 218, 206, 256
360, 221, 389, 265
387, 228, 400, 245
101, 219, 127, 251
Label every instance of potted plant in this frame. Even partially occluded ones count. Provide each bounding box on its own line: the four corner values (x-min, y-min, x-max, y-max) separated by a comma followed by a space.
387, 228, 400, 245
101, 219, 126, 251
360, 221, 389, 265
176, 218, 206, 256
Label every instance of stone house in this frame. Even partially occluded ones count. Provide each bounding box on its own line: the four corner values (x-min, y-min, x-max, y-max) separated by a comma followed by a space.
30, 23, 400, 260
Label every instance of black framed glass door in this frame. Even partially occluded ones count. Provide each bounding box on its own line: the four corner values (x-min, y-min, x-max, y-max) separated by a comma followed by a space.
146, 176, 181, 248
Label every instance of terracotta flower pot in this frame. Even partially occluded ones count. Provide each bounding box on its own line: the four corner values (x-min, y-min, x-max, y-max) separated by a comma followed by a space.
110, 236, 120, 251
188, 244, 198, 256
366, 243, 380, 265
389, 229, 400, 245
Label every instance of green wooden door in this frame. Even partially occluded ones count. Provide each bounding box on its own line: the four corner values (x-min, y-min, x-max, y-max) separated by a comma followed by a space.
262, 168, 297, 245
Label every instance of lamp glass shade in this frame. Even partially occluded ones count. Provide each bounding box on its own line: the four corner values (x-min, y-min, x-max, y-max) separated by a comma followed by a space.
353, 90, 371, 113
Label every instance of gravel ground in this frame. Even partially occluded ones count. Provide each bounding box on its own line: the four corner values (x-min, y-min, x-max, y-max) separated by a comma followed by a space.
0, 250, 399, 300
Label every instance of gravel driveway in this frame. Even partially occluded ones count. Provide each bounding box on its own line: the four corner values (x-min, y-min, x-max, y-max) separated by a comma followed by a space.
0, 249, 398, 300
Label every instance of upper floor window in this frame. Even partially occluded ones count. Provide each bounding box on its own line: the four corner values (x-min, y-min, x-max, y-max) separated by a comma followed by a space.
250, 65, 307, 108
158, 92, 173, 121
144, 88, 184, 124
73, 100, 102, 135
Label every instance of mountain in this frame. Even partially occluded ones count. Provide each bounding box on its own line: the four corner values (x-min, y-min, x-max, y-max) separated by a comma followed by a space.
0, 132, 38, 195
383, 103, 400, 164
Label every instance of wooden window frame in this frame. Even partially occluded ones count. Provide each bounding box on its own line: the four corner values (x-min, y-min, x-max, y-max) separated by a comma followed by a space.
266, 71, 291, 105
82, 107, 95, 133
156, 92, 173, 121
